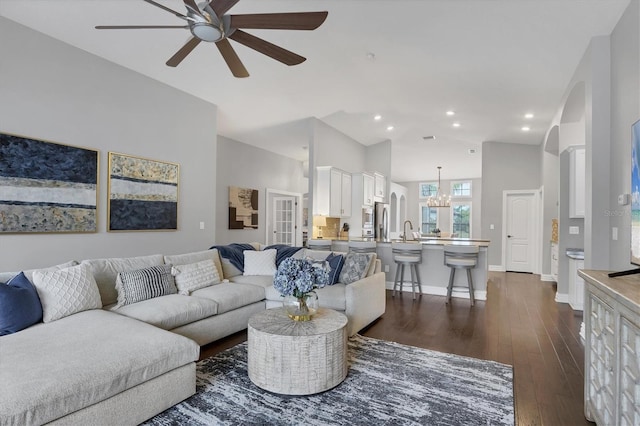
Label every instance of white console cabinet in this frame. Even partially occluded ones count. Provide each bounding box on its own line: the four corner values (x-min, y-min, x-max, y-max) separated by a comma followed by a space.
579, 270, 640, 425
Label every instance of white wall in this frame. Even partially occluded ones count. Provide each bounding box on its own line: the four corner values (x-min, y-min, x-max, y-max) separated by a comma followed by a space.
0, 17, 218, 271
215, 136, 307, 245
609, 0, 639, 270
481, 142, 541, 267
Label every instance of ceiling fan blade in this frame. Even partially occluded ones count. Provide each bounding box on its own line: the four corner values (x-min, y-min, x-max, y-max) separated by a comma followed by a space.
183, 0, 205, 18
230, 11, 328, 30
208, 0, 239, 18
229, 30, 305, 66
143, 0, 189, 20
166, 37, 202, 67
96, 25, 188, 30
215, 38, 249, 78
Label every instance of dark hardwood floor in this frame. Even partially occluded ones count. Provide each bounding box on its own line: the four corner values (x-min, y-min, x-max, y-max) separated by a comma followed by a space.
200, 272, 592, 426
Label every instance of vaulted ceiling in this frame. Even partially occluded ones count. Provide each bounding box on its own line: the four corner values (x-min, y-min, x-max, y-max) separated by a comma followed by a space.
0, 0, 630, 182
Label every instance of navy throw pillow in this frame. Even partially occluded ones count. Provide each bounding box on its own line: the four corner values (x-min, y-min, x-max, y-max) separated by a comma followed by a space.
326, 253, 345, 285
0, 272, 43, 336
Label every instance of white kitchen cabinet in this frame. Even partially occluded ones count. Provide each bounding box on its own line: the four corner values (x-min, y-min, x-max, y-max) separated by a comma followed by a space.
352, 172, 375, 207
374, 172, 386, 201
341, 172, 352, 217
568, 257, 584, 311
570, 147, 585, 218
580, 270, 640, 426
316, 166, 352, 218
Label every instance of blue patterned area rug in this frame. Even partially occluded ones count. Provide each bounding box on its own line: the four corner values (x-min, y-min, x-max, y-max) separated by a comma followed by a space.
144, 335, 514, 425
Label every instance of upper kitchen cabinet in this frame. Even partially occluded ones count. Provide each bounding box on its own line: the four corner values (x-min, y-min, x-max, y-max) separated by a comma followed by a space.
374, 172, 386, 202
316, 166, 352, 218
569, 146, 585, 218
353, 172, 375, 207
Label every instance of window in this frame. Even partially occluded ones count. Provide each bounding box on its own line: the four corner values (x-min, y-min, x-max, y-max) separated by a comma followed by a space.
419, 203, 438, 233
451, 181, 472, 197
419, 182, 438, 199
451, 202, 471, 238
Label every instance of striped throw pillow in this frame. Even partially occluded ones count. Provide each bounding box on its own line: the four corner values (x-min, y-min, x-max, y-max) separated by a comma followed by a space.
114, 264, 176, 309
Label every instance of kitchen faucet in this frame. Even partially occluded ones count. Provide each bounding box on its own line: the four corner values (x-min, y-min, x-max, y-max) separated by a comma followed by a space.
403, 220, 413, 242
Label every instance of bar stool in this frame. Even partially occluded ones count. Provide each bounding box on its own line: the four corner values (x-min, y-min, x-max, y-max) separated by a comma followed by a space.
392, 242, 423, 299
444, 244, 479, 306
307, 239, 332, 251
348, 241, 377, 254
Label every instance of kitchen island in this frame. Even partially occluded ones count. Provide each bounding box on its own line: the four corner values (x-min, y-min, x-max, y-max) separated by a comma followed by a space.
318, 238, 490, 301
376, 239, 490, 301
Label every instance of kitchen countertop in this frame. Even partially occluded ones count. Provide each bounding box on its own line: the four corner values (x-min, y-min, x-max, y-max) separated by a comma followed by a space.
311, 237, 490, 247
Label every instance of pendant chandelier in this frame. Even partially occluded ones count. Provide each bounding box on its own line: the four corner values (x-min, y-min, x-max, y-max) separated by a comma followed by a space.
426, 166, 451, 208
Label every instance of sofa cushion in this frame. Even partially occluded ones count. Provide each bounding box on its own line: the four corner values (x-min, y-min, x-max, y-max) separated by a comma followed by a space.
326, 253, 345, 285
243, 249, 277, 276
229, 274, 274, 288
0, 309, 199, 426
172, 259, 221, 295
32, 263, 102, 323
339, 252, 375, 284
0, 272, 43, 335
315, 284, 347, 311
82, 254, 165, 306
107, 294, 218, 330
115, 264, 176, 308
191, 282, 264, 314
164, 249, 223, 282
23, 260, 79, 283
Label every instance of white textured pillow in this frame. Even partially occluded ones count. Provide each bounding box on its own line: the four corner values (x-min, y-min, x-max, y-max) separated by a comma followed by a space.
32, 263, 102, 323
243, 249, 277, 276
171, 259, 221, 295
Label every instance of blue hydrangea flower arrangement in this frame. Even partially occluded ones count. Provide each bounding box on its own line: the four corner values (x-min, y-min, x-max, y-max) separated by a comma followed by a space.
273, 257, 330, 298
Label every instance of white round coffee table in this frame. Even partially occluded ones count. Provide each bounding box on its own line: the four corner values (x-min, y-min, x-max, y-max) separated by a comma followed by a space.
247, 307, 348, 395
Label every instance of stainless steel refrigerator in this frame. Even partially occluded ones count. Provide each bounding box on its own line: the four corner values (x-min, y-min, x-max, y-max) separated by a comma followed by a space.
374, 202, 390, 241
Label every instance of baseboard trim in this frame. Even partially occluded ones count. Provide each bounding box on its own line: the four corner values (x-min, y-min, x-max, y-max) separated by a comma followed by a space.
385, 282, 487, 301
555, 292, 569, 304
540, 274, 556, 282
489, 265, 505, 272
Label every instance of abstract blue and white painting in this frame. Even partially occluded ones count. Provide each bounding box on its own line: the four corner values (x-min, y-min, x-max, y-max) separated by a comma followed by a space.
0, 133, 98, 233
108, 152, 179, 231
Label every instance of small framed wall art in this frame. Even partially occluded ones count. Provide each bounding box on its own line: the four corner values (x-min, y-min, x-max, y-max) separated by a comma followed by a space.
229, 186, 258, 229
108, 152, 179, 231
0, 132, 99, 233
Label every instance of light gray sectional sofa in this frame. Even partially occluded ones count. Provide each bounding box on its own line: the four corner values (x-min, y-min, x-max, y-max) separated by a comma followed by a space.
0, 244, 385, 425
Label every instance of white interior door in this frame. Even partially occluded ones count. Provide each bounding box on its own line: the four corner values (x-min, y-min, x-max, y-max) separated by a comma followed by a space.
270, 196, 296, 246
505, 192, 536, 272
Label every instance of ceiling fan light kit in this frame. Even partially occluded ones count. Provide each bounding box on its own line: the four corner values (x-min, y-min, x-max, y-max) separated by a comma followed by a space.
96, 0, 328, 77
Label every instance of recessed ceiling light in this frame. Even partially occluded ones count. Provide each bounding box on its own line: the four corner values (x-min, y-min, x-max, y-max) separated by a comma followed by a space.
452, 122, 461, 128
524, 113, 534, 119
446, 111, 455, 116
521, 126, 530, 132
374, 114, 382, 121
386, 125, 394, 131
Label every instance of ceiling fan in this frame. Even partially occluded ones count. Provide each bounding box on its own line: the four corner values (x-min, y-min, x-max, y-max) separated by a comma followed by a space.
96, 0, 328, 78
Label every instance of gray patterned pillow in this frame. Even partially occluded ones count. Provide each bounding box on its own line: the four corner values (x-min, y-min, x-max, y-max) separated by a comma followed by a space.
114, 264, 176, 308
339, 253, 375, 284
